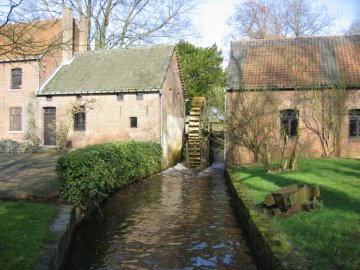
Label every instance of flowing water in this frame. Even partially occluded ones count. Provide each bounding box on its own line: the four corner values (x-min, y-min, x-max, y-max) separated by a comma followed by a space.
65, 163, 258, 269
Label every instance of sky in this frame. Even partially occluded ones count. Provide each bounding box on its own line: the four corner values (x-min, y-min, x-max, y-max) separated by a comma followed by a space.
189, 0, 358, 58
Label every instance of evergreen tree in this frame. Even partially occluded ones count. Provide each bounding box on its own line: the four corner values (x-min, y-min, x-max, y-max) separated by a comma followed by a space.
176, 40, 226, 106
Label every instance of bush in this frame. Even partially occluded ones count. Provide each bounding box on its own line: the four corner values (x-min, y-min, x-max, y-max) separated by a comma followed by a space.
56, 141, 162, 211
0, 139, 38, 153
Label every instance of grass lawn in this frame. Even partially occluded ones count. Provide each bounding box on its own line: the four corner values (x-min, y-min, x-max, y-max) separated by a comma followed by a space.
230, 158, 360, 269
0, 201, 56, 270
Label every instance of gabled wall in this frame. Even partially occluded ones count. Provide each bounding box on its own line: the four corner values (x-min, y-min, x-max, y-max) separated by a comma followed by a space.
161, 52, 186, 168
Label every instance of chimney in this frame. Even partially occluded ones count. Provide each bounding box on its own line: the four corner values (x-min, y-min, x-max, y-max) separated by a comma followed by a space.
62, 7, 74, 62
79, 16, 88, 53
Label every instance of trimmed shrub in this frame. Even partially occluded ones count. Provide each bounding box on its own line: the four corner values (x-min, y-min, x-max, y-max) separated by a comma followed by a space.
56, 141, 162, 211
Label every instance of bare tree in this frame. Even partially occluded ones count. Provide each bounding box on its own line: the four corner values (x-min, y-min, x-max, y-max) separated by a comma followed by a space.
228, 0, 283, 40
0, 0, 64, 59
347, 20, 360, 35
0, 0, 22, 25
23, 0, 196, 50
347, 0, 360, 34
228, 0, 334, 39
227, 89, 280, 171
299, 83, 348, 158
283, 0, 334, 37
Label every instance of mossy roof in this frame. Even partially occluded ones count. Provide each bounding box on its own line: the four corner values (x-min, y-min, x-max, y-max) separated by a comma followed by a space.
39, 44, 176, 95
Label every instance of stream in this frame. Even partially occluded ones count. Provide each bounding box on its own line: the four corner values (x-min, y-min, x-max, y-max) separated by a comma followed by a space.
65, 162, 258, 269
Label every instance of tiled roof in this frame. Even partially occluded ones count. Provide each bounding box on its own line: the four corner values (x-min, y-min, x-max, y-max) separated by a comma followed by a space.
39, 45, 177, 94
226, 35, 360, 90
0, 19, 63, 61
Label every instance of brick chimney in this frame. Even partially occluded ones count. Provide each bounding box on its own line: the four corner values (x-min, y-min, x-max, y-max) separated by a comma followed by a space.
79, 16, 88, 53
62, 7, 74, 62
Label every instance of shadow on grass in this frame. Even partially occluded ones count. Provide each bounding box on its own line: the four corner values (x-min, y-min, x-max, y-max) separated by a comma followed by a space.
231, 158, 360, 269
233, 159, 360, 213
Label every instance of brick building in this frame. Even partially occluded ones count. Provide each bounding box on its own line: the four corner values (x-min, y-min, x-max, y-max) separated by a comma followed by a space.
0, 8, 87, 142
37, 45, 186, 168
226, 35, 360, 164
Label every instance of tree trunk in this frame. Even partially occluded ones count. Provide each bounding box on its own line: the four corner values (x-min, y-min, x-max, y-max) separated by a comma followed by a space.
290, 112, 300, 169
280, 133, 288, 170
262, 136, 272, 172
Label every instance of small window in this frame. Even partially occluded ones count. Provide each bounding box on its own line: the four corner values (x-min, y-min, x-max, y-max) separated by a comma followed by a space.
117, 93, 124, 101
130, 117, 137, 128
11, 68, 22, 89
349, 109, 360, 138
10, 107, 22, 131
46, 96, 52, 101
74, 112, 86, 131
136, 93, 143, 100
280, 109, 298, 138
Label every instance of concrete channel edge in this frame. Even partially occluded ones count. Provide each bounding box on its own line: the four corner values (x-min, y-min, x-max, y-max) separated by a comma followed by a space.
224, 168, 301, 270
35, 205, 84, 270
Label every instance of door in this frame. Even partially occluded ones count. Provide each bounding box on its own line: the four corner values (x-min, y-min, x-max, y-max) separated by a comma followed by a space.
44, 107, 56, 146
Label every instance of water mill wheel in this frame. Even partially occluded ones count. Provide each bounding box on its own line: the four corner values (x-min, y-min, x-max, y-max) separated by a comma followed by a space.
186, 97, 206, 167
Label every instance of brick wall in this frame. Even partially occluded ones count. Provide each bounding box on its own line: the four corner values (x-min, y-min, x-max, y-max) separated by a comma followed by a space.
37, 93, 161, 148
226, 89, 360, 164
39, 41, 63, 86
37, 51, 186, 168
0, 60, 40, 141
0, 15, 82, 143
161, 52, 186, 168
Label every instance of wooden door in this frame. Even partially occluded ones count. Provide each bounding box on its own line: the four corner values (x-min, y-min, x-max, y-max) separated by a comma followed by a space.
44, 107, 56, 146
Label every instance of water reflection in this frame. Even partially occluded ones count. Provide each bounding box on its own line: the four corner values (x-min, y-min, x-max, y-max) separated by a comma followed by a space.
65, 164, 257, 269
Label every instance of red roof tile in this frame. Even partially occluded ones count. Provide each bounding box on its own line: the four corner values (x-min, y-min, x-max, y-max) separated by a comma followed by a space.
226, 35, 360, 90
0, 18, 63, 61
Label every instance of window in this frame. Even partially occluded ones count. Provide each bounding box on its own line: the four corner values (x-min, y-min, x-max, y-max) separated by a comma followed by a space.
130, 117, 137, 128
349, 109, 360, 137
117, 93, 124, 101
10, 107, 22, 131
136, 93, 143, 100
280, 109, 298, 137
46, 96, 52, 101
11, 68, 22, 89
74, 112, 86, 131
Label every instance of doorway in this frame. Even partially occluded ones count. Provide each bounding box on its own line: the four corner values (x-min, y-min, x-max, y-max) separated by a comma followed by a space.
44, 107, 56, 146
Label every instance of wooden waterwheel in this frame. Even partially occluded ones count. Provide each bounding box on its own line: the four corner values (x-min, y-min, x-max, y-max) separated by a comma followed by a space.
187, 97, 206, 167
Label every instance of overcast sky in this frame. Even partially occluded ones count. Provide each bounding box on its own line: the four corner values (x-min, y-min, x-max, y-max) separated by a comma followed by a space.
189, 0, 358, 58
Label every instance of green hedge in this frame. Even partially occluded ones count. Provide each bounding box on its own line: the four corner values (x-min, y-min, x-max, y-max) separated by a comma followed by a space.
56, 141, 162, 210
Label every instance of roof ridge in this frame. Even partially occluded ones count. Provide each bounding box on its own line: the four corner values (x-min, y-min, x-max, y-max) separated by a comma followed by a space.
233, 34, 360, 43
4, 17, 61, 27
80, 44, 176, 56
